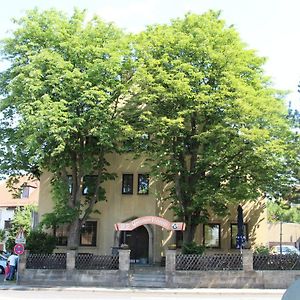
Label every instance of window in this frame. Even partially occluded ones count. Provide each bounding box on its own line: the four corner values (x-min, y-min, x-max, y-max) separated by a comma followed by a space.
55, 225, 68, 246
203, 224, 221, 248
4, 220, 11, 230
80, 221, 97, 246
231, 223, 248, 249
83, 175, 97, 196
122, 174, 133, 194
67, 175, 73, 194
67, 175, 98, 196
21, 186, 30, 198
137, 174, 149, 195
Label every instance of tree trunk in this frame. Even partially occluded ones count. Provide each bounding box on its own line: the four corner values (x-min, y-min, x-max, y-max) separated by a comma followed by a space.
183, 221, 197, 244
67, 218, 81, 249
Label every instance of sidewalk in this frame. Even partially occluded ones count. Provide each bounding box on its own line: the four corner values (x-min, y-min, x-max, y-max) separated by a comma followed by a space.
0, 282, 286, 296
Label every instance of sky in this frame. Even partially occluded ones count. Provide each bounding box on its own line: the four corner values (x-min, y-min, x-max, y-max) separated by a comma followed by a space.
0, 0, 299, 109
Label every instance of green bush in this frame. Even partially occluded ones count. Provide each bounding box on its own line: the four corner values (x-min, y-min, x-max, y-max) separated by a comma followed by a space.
26, 230, 56, 254
254, 245, 270, 255
182, 242, 205, 255
0, 229, 5, 242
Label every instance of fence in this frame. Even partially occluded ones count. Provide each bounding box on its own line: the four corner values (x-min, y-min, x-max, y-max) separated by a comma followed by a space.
18, 249, 300, 288
23, 251, 300, 271
176, 253, 242, 271
25, 253, 118, 270
253, 253, 300, 270
75, 253, 119, 270
26, 253, 66, 269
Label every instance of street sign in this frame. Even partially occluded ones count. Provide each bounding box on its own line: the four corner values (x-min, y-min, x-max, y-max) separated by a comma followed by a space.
15, 228, 26, 244
14, 243, 25, 255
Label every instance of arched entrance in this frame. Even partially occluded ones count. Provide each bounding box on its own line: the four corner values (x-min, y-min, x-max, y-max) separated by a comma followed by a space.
114, 216, 185, 264
120, 225, 149, 264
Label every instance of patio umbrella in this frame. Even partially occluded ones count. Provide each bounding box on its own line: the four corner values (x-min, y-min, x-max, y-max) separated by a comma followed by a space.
236, 205, 246, 252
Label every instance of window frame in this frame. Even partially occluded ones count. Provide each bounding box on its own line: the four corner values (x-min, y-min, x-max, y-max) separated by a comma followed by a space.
21, 185, 30, 198
137, 174, 149, 195
4, 220, 11, 230
55, 224, 69, 246
67, 175, 73, 195
80, 221, 97, 247
203, 223, 221, 249
82, 175, 98, 196
230, 223, 249, 249
122, 174, 134, 195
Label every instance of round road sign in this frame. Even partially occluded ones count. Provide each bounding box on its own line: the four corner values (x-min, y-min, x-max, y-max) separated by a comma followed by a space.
14, 243, 25, 255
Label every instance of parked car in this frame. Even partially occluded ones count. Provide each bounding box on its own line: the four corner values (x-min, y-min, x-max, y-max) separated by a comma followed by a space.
272, 245, 300, 255
0, 254, 7, 274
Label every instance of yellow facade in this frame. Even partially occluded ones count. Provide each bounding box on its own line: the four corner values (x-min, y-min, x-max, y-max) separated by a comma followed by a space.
38, 153, 269, 263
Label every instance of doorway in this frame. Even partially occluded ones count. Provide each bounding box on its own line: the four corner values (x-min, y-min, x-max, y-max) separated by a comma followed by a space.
120, 226, 149, 264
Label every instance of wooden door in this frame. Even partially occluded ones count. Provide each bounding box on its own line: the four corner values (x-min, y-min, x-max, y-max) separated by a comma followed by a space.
120, 226, 149, 263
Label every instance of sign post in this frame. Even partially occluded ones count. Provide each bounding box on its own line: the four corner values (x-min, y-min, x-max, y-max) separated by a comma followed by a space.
14, 228, 26, 284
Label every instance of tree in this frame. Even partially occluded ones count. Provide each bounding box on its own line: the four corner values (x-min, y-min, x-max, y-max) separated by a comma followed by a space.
125, 11, 299, 243
0, 229, 5, 243
267, 200, 300, 223
5, 205, 36, 251
0, 9, 133, 249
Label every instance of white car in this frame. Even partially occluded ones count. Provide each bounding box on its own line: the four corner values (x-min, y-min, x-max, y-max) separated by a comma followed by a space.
0, 254, 7, 274
273, 245, 300, 255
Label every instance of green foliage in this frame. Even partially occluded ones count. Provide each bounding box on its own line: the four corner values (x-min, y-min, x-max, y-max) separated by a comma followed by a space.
0, 229, 5, 242
5, 205, 36, 251
182, 242, 205, 255
125, 11, 298, 242
26, 230, 56, 254
0, 8, 133, 248
254, 245, 271, 255
267, 200, 300, 223
0, 8, 298, 248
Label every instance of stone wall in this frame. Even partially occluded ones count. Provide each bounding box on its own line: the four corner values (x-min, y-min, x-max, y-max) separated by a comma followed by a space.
168, 270, 300, 289
18, 269, 129, 287
17, 249, 300, 289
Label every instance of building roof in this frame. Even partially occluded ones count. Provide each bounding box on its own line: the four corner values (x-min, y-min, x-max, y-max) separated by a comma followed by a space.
0, 176, 39, 208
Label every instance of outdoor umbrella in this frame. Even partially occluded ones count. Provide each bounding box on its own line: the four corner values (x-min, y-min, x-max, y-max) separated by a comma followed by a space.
236, 205, 246, 252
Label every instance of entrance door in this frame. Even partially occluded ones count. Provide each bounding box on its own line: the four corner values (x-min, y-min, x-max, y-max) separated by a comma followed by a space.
120, 226, 149, 264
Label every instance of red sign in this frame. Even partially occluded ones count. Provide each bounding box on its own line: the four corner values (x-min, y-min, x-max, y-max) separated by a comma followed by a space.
14, 243, 25, 255
115, 216, 186, 231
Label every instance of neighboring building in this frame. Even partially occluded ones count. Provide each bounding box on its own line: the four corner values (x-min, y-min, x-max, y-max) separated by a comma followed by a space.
268, 222, 300, 250
38, 153, 269, 264
0, 176, 39, 251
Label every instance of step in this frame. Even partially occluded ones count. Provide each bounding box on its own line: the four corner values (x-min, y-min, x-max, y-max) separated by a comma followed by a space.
130, 273, 166, 288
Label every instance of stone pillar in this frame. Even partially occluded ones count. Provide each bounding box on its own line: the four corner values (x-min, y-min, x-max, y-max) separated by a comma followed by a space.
18, 250, 29, 273
166, 250, 176, 273
166, 249, 176, 287
118, 249, 131, 271
242, 249, 253, 271
66, 250, 76, 270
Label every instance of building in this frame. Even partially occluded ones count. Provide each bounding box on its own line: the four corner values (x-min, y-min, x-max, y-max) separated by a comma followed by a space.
38, 153, 269, 264
0, 176, 39, 251
268, 222, 300, 250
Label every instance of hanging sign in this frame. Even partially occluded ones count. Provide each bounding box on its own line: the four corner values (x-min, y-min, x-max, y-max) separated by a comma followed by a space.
115, 216, 186, 231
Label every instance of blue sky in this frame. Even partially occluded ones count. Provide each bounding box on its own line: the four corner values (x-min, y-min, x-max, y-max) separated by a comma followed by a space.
0, 0, 299, 109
